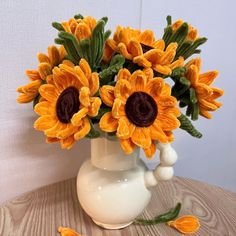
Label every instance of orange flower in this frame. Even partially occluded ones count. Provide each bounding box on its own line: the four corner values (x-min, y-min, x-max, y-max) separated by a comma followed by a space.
61, 16, 96, 41
17, 46, 66, 103
34, 59, 101, 149
104, 26, 184, 75
167, 215, 200, 234
172, 19, 198, 41
185, 58, 224, 119
58, 227, 81, 236
99, 68, 180, 158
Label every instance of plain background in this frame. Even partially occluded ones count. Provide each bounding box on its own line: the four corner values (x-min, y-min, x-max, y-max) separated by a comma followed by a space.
0, 0, 235, 203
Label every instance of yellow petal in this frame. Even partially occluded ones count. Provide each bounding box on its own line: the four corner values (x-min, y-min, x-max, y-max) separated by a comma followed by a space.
114, 79, 132, 100
37, 53, 50, 64
45, 121, 67, 137
199, 99, 218, 111
39, 84, 58, 102
195, 83, 212, 99
160, 49, 176, 65
60, 135, 76, 149
198, 71, 218, 85
34, 115, 57, 131
89, 72, 99, 96
25, 69, 41, 81
117, 68, 131, 81
157, 96, 177, 108
129, 70, 147, 91
167, 215, 200, 234
199, 107, 212, 119
150, 120, 168, 143
128, 40, 143, 57
157, 114, 180, 131
143, 68, 154, 81
34, 101, 55, 116
118, 42, 133, 60
153, 39, 165, 50
57, 124, 78, 139
38, 62, 52, 80
17, 80, 41, 94
87, 97, 102, 117
17, 93, 36, 103
79, 87, 90, 107
99, 112, 118, 132
146, 77, 164, 98
79, 58, 92, 78
210, 87, 224, 99
71, 107, 89, 126
143, 141, 156, 158
46, 137, 59, 144
75, 23, 91, 40
131, 127, 151, 148
119, 138, 136, 155
112, 98, 125, 118
144, 49, 163, 64
169, 56, 184, 69
117, 117, 135, 139
186, 65, 199, 86
152, 64, 172, 75
139, 30, 154, 46
185, 58, 201, 71
74, 118, 91, 140
48, 45, 61, 67
133, 56, 152, 68
58, 226, 81, 236
100, 85, 115, 107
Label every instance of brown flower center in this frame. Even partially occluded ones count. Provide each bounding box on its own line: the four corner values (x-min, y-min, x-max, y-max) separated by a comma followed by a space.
141, 43, 154, 53
56, 87, 80, 124
125, 92, 158, 127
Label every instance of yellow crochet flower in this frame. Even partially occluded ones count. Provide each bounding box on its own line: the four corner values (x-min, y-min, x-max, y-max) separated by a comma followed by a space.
17, 46, 66, 103
184, 58, 224, 119
104, 26, 184, 75
34, 59, 101, 149
171, 19, 198, 41
99, 68, 180, 158
61, 16, 97, 41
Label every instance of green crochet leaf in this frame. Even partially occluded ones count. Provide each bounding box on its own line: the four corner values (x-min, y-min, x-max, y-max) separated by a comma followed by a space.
178, 114, 202, 138
52, 22, 65, 32
74, 14, 84, 19
99, 54, 125, 86
86, 121, 100, 139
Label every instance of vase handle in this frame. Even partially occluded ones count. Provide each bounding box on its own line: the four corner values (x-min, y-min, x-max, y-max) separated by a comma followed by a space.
144, 143, 178, 188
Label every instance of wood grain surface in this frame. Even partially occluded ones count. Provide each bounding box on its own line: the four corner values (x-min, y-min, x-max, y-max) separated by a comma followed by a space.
0, 177, 236, 236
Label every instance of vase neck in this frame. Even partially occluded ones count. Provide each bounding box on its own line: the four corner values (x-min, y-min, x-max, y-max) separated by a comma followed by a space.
91, 137, 139, 171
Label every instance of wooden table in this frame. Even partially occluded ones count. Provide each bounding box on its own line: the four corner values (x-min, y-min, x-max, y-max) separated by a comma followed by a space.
1, 177, 236, 236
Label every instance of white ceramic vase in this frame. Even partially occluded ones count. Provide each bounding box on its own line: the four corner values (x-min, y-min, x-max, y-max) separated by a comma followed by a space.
76, 136, 177, 229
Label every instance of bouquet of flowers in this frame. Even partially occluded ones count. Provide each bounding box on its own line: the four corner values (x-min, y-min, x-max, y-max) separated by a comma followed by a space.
17, 14, 223, 158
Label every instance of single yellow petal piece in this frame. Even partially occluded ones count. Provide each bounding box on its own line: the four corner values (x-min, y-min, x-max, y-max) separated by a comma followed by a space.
39, 84, 58, 102
143, 141, 156, 158
198, 71, 218, 85
116, 117, 135, 139
38, 62, 52, 80
100, 85, 115, 107
74, 118, 91, 140
117, 68, 131, 81
75, 23, 91, 40
167, 215, 200, 234
25, 69, 41, 81
157, 114, 180, 131
37, 53, 50, 64
79, 58, 91, 78
128, 40, 143, 57
152, 64, 172, 75
146, 77, 164, 98
34, 101, 55, 116
87, 97, 102, 117
60, 135, 76, 150
150, 120, 169, 143
57, 124, 78, 139
45, 121, 67, 137
58, 226, 81, 236
129, 70, 147, 91
89, 72, 99, 96
153, 39, 165, 50
119, 138, 136, 155
34, 115, 57, 131
48, 45, 61, 67
17, 93, 36, 103
71, 107, 89, 126
139, 30, 154, 46
117, 42, 133, 60
79, 87, 90, 107
99, 112, 118, 132
114, 79, 132, 100
112, 98, 125, 119
131, 127, 151, 148
133, 56, 152, 68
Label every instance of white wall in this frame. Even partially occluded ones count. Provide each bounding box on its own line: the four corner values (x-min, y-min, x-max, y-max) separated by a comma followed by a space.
0, 0, 235, 203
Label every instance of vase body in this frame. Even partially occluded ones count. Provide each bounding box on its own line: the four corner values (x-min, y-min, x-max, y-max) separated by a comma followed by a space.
76, 137, 152, 229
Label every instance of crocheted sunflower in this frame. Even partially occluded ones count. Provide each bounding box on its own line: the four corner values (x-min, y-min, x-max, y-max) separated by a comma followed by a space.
17, 46, 66, 103
104, 26, 184, 75
184, 58, 224, 119
99, 68, 180, 157
34, 59, 101, 149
